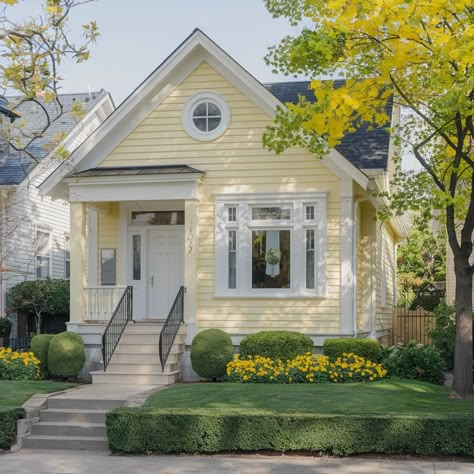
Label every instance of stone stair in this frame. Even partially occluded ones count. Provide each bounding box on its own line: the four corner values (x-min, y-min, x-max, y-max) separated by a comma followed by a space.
22, 396, 120, 450
90, 321, 186, 385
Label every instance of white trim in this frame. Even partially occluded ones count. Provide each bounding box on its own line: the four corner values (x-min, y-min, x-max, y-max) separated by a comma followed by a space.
182, 91, 231, 141
87, 209, 98, 286
340, 177, 354, 334
34, 226, 52, 280
215, 192, 327, 298
66, 173, 202, 203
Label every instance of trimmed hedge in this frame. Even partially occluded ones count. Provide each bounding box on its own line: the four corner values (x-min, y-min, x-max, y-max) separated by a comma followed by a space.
0, 407, 24, 449
323, 338, 380, 361
48, 332, 85, 378
191, 329, 234, 380
239, 331, 313, 360
31, 334, 54, 379
106, 409, 474, 456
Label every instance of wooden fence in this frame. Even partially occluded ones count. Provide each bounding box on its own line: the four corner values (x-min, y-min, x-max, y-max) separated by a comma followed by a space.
391, 307, 436, 345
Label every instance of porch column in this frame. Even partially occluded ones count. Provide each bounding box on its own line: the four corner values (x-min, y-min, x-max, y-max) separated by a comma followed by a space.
70, 202, 87, 323
184, 200, 198, 339
340, 177, 354, 335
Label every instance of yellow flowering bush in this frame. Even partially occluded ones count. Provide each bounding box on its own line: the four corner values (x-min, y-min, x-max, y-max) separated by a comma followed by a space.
0, 347, 40, 381
226, 352, 387, 384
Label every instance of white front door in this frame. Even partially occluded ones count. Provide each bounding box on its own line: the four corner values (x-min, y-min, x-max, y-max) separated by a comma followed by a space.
147, 229, 184, 319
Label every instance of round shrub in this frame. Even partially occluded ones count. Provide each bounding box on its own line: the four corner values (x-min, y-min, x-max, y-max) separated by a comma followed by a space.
31, 334, 55, 378
323, 338, 381, 362
381, 341, 446, 385
190, 329, 233, 380
239, 331, 313, 361
48, 332, 85, 378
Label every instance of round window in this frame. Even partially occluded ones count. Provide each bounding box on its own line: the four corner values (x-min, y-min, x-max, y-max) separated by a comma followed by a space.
183, 92, 230, 141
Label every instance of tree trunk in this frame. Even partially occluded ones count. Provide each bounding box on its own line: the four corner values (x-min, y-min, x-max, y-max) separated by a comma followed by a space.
35, 313, 42, 335
451, 255, 474, 398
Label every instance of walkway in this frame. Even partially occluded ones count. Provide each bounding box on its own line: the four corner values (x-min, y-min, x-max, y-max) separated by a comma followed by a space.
2, 450, 473, 473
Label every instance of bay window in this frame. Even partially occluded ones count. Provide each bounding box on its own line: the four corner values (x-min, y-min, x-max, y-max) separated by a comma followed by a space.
215, 193, 327, 297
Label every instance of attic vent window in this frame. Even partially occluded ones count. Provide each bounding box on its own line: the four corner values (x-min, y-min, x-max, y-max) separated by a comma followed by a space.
183, 92, 230, 141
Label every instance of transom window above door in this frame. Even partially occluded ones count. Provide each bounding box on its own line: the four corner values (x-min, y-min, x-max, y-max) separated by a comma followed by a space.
215, 193, 327, 298
131, 211, 184, 226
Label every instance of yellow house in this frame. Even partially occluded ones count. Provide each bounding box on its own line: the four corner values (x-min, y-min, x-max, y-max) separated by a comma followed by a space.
40, 30, 403, 383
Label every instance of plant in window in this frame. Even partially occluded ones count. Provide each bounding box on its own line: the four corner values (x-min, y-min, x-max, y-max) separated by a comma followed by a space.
265, 248, 281, 278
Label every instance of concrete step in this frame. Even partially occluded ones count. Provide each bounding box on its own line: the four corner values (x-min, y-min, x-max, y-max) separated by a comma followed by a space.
22, 435, 108, 450
120, 333, 186, 344
106, 362, 178, 374
32, 422, 106, 437
47, 398, 124, 410
115, 342, 184, 354
40, 409, 107, 424
109, 351, 179, 365
91, 370, 180, 385
124, 324, 187, 335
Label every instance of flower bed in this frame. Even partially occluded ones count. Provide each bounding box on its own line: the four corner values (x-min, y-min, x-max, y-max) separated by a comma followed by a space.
226, 353, 387, 384
0, 348, 40, 381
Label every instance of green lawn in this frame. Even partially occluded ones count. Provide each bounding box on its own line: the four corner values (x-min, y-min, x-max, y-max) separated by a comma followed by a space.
144, 380, 474, 416
0, 380, 78, 408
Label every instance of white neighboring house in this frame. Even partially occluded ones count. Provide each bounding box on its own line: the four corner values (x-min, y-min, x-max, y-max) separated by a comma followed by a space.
0, 91, 115, 336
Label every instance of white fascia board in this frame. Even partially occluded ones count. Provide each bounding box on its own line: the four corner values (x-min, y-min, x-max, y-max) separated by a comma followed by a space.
37, 93, 115, 196
324, 148, 369, 190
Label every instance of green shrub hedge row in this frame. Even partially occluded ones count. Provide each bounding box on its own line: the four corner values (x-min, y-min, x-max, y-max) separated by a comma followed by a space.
0, 407, 24, 449
239, 331, 314, 360
323, 338, 380, 361
106, 409, 474, 456
31, 334, 55, 379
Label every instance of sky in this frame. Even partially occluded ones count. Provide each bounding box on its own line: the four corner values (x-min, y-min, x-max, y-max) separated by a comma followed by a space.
8, 0, 306, 105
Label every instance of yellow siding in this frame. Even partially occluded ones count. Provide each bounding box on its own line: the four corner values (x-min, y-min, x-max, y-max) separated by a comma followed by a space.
100, 61, 342, 335
97, 203, 120, 285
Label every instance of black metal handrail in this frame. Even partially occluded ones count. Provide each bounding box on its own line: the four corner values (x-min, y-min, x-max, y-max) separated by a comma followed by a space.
159, 286, 185, 371
102, 286, 133, 371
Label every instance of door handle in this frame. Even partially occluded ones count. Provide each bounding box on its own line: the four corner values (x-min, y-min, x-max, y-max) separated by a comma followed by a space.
150, 275, 154, 287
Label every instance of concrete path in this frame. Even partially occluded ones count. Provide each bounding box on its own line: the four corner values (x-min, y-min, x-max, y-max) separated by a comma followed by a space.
1, 450, 473, 473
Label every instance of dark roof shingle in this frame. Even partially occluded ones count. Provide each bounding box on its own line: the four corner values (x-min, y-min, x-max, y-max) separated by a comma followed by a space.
265, 81, 392, 170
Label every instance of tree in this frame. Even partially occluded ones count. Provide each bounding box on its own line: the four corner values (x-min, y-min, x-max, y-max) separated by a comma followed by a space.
397, 221, 446, 307
7, 279, 70, 334
0, 0, 99, 161
263, 0, 473, 398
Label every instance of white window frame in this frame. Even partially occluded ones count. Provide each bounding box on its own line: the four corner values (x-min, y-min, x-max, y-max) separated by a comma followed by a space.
35, 228, 51, 280
215, 193, 327, 298
182, 92, 231, 141
381, 232, 388, 306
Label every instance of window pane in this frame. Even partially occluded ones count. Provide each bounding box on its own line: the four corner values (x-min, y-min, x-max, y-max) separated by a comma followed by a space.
193, 117, 207, 131
131, 211, 184, 226
207, 102, 221, 116
36, 231, 50, 256
133, 235, 141, 281
306, 229, 315, 289
208, 117, 221, 131
228, 230, 237, 289
251, 206, 291, 220
228, 207, 237, 222
306, 205, 315, 220
252, 230, 290, 289
193, 103, 207, 117
101, 249, 116, 286
36, 256, 50, 279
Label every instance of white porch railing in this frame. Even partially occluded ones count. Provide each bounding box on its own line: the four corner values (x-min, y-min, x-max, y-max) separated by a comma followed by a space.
85, 286, 127, 321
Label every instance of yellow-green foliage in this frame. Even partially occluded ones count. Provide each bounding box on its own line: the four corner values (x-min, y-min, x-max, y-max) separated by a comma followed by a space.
0, 347, 40, 380
226, 352, 387, 384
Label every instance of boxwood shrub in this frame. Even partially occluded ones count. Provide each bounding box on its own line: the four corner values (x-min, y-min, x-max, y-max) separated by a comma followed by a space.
106, 408, 474, 456
323, 338, 380, 362
31, 334, 54, 379
48, 332, 85, 379
239, 331, 313, 360
190, 329, 233, 380
0, 407, 24, 449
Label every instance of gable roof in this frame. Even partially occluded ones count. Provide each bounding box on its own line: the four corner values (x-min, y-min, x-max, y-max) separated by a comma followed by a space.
40, 29, 370, 196
0, 91, 109, 185
265, 81, 393, 171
